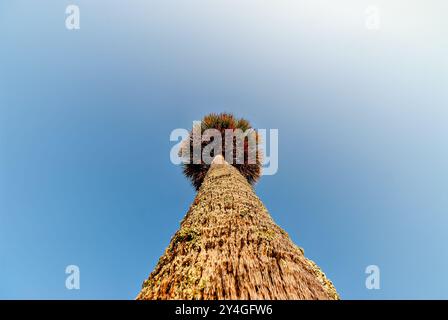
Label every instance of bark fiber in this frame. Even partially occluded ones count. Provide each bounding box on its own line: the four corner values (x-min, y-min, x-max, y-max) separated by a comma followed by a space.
137, 161, 339, 300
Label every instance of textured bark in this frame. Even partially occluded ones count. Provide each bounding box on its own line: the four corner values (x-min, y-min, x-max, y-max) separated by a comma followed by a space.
137, 159, 339, 300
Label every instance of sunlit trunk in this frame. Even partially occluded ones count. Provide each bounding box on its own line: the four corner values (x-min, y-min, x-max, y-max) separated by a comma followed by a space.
137, 157, 339, 300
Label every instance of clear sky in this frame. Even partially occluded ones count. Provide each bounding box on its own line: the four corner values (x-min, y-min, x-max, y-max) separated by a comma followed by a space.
1, 0, 447, 299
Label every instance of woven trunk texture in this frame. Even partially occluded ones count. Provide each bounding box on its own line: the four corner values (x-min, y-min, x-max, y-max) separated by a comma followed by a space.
137, 161, 339, 300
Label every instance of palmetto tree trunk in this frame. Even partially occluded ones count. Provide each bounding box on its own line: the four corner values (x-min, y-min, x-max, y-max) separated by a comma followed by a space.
137, 157, 339, 300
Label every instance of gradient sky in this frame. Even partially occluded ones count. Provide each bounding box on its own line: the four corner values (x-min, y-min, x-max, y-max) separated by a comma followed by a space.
0, 0, 447, 299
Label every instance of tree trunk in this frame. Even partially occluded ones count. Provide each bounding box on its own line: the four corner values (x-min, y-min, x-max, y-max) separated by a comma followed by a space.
137, 159, 339, 300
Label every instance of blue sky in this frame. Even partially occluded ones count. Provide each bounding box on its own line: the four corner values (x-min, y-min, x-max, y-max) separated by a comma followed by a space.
0, 0, 447, 299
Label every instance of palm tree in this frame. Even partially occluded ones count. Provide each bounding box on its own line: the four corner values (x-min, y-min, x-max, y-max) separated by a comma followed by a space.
137, 113, 339, 300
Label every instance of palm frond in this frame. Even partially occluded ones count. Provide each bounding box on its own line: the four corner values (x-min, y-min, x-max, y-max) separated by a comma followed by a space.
180, 113, 262, 190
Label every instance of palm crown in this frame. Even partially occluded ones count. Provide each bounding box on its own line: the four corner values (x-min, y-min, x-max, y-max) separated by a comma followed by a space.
180, 113, 262, 190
